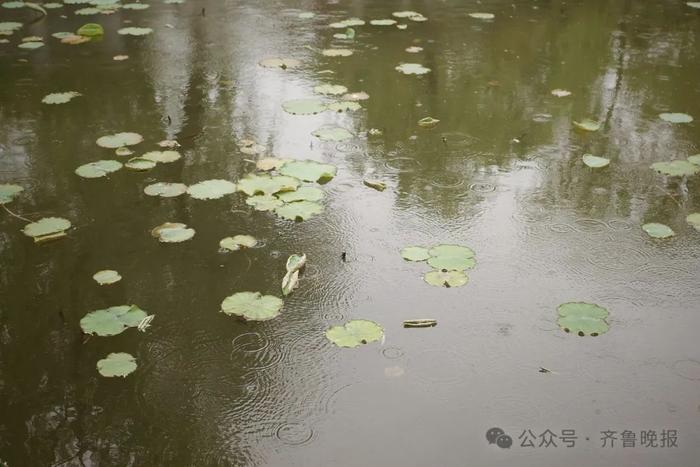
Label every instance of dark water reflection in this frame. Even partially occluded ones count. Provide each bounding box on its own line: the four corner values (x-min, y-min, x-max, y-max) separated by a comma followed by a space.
1, 0, 700, 465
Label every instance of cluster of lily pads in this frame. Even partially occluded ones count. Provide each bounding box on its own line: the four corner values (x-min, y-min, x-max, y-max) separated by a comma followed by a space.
401, 244, 477, 288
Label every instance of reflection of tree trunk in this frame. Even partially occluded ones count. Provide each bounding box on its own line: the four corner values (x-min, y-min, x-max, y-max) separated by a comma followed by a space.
603, 0, 630, 128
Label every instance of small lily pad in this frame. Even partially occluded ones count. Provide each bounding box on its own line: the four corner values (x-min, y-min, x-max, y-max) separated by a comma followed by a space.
151, 222, 195, 243
115, 147, 133, 156
256, 158, 288, 171
122, 2, 149, 9
245, 195, 284, 211
370, 19, 397, 26
393, 11, 422, 18
363, 179, 386, 191
651, 160, 700, 177
97, 352, 137, 377
276, 186, 325, 202
220, 235, 257, 251
395, 63, 431, 75
258, 57, 301, 69
642, 223, 675, 239
282, 98, 327, 115
125, 157, 156, 171
686, 213, 700, 231
314, 84, 348, 95
659, 112, 693, 123
187, 179, 236, 200
275, 201, 323, 221
321, 48, 353, 57
325, 319, 384, 348
237, 174, 300, 196
573, 119, 601, 132
75, 160, 122, 178
688, 154, 700, 166
96, 132, 143, 148
143, 182, 187, 197
76, 23, 103, 36
220, 291, 283, 321
418, 117, 440, 128
0, 184, 23, 204
406, 46, 423, 53
312, 126, 353, 142
93, 269, 121, 285
80, 305, 147, 336
423, 270, 469, 288
118, 27, 153, 36
400, 246, 430, 262
557, 302, 609, 336
281, 269, 299, 296
329, 18, 365, 28
42, 91, 82, 104
279, 160, 337, 183
468, 12, 495, 19
22, 217, 71, 241
688, 2, 700, 8
18, 41, 43, 49
551, 89, 572, 97
426, 244, 476, 270
141, 150, 181, 163
582, 154, 610, 168
286, 253, 306, 272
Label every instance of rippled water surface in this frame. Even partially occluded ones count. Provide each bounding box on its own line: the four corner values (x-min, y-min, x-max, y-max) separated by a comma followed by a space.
1, 1, 700, 466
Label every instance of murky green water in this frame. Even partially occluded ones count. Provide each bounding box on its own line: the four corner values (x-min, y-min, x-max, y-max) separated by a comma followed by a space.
2, 0, 700, 465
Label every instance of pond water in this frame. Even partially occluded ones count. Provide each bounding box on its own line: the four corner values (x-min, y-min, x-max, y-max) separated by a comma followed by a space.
1, 0, 700, 466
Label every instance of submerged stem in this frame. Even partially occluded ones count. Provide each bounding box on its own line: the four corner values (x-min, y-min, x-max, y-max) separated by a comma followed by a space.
1, 204, 33, 223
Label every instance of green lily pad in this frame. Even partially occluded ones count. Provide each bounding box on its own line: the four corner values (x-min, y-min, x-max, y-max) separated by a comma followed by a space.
312, 126, 353, 141
650, 160, 700, 177
80, 305, 147, 336
143, 182, 188, 197
659, 112, 693, 123
0, 22, 23, 32
325, 319, 384, 348
187, 179, 236, 200
237, 174, 300, 196
327, 101, 361, 112
418, 117, 440, 128
42, 91, 82, 104
141, 150, 181, 163
22, 217, 71, 241
117, 27, 153, 36
551, 89, 572, 97
426, 244, 476, 270
75, 7, 100, 15
282, 98, 327, 115
220, 291, 283, 321
687, 154, 700, 166
400, 246, 430, 262
468, 12, 495, 19
423, 270, 469, 287
642, 223, 675, 239
321, 48, 353, 57
286, 253, 306, 272
393, 11, 422, 18
314, 84, 348, 95
96, 132, 143, 148
363, 179, 386, 191
43, 2, 62, 7
18, 41, 43, 49
76, 23, 103, 36
1, 2, 26, 9
276, 186, 325, 202
370, 19, 397, 26
254, 157, 286, 171
75, 160, 122, 178
125, 157, 156, 171
97, 352, 137, 377
329, 18, 365, 28
275, 201, 323, 221
245, 194, 284, 211
688, 2, 700, 8
151, 222, 195, 243
281, 269, 299, 296
0, 184, 23, 204
395, 63, 431, 75
122, 2, 149, 9
557, 302, 609, 336
220, 234, 257, 251
573, 119, 601, 131
582, 154, 610, 168
115, 147, 133, 158
298, 11, 314, 18
258, 57, 301, 69
686, 213, 700, 231
279, 160, 337, 183
93, 269, 121, 285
